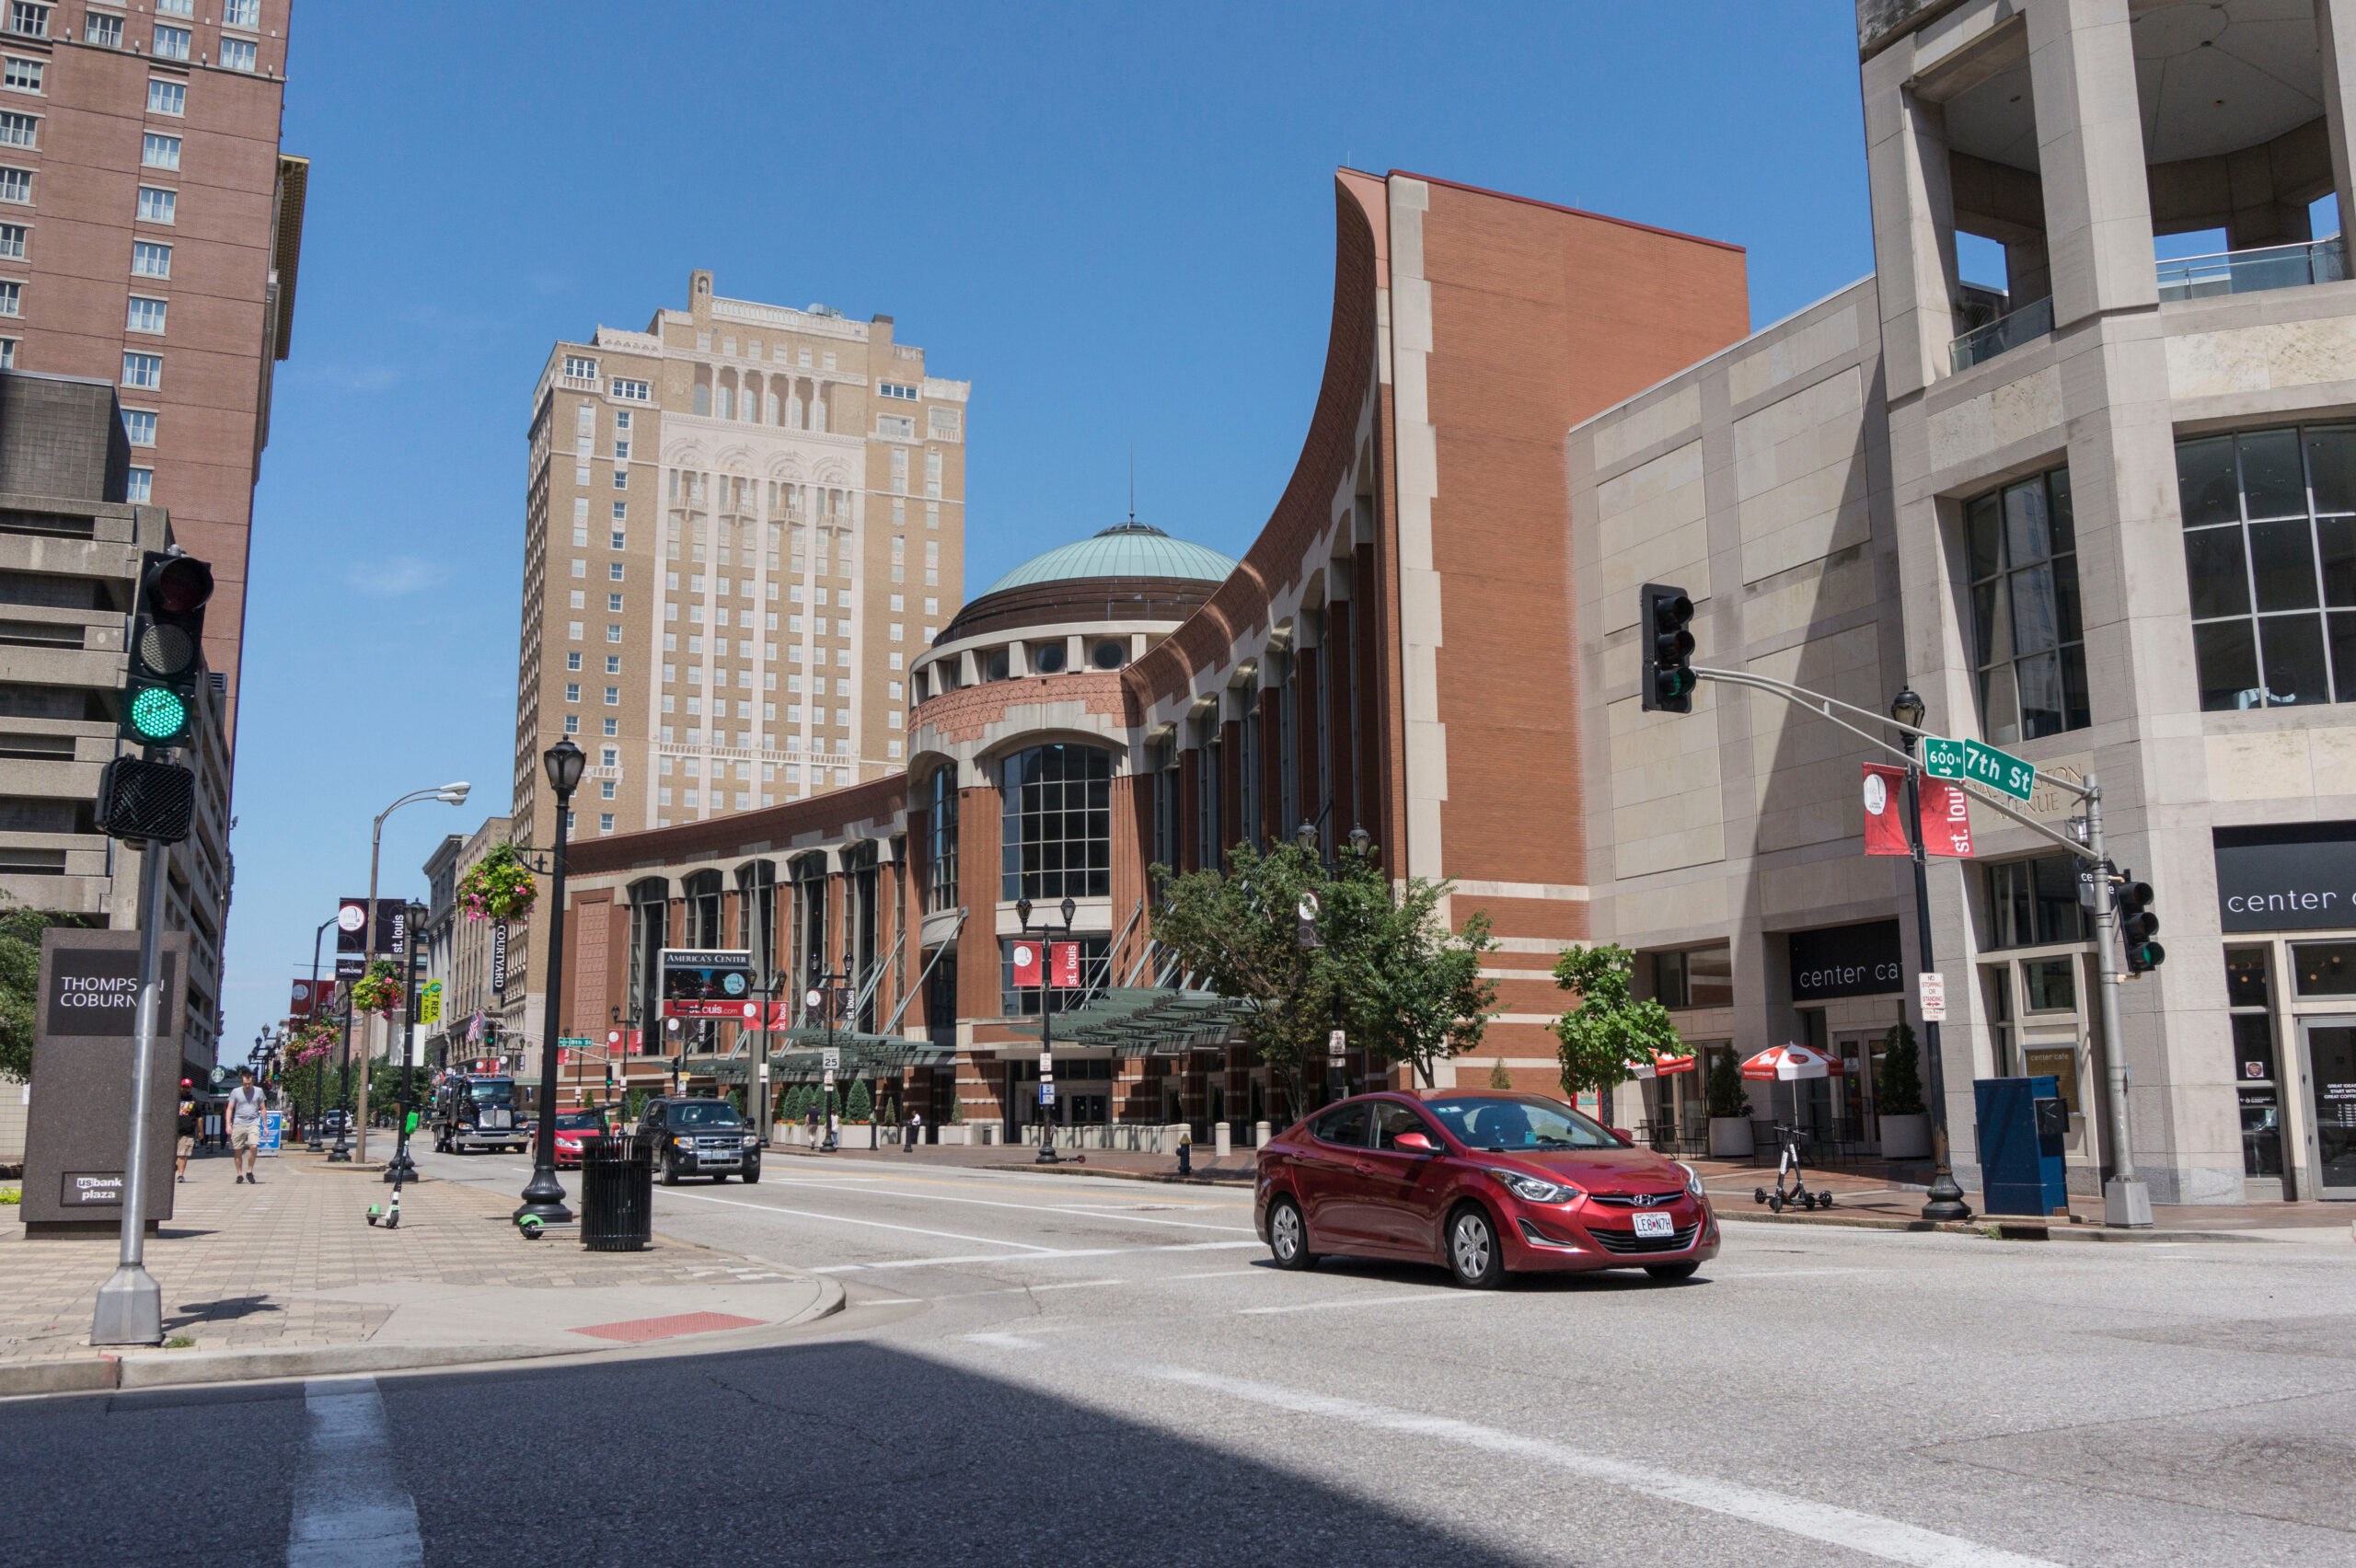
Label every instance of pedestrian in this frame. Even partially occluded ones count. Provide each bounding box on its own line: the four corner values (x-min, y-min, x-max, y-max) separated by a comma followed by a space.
174, 1079, 198, 1182
804, 1103, 820, 1144
225, 1067, 266, 1183
905, 1109, 923, 1153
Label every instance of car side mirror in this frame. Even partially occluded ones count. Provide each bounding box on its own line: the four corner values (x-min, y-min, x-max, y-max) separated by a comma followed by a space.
1610, 1127, 1635, 1147
1393, 1131, 1438, 1154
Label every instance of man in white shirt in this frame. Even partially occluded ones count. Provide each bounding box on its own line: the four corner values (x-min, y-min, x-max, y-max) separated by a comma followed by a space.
226, 1067, 267, 1184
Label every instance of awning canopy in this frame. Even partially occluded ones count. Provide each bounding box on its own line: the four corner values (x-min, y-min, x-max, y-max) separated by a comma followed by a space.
1004, 986, 1251, 1057
679, 1032, 957, 1084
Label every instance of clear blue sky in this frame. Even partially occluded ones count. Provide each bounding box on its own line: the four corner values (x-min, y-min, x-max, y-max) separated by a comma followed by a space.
219, 0, 1874, 1062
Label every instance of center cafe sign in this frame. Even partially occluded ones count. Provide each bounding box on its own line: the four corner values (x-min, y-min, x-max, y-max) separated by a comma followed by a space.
2214, 823, 2356, 932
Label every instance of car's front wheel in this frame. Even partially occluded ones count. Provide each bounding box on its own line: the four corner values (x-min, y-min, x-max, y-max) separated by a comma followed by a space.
1266, 1196, 1317, 1270
661, 1153, 680, 1186
1448, 1205, 1505, 1289
1645, 1262, 1700, 1283
741, 1165, 760, 1185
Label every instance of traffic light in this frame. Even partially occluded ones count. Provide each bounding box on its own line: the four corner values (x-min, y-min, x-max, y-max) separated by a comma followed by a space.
2117, 873, 2165, 975
1639, 582, 1696, 714
119, 549, 214, 747
94, 752, 195, 843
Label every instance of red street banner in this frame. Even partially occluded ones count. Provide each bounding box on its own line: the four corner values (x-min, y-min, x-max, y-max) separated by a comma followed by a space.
289, 978, 318, 1018
1049, 941, 1081, 989
628, 1028, 645, 1055
1920, 775, 1974, 858
1011, 940, 1043, 988
1863, 765, 1911, 856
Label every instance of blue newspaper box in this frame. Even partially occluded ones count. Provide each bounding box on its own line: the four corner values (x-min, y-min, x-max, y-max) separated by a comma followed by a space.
1974, 1075, 2068, 1216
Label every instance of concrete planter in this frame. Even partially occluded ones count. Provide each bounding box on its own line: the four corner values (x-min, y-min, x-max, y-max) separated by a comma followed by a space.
934, 1124, 975, 1146
1878, 1113, 1931, 1159
1708, 1117, 1753, 1158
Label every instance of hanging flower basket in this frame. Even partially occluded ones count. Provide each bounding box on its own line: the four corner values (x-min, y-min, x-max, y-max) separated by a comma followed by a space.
458, 841, 538, 922
350, 960, 400, 1017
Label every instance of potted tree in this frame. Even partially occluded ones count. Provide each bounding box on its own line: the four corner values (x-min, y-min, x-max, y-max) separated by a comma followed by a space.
1877, 1021, 1931, 1159
1704, 1048, 1753, 1157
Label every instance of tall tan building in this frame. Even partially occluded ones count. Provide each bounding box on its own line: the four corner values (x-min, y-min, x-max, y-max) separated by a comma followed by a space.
506, 271, 966, 1069
0, 0, 302, 748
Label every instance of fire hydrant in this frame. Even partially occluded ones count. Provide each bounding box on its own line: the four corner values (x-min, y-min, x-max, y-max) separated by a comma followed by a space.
1177, 1130, 1193, 1179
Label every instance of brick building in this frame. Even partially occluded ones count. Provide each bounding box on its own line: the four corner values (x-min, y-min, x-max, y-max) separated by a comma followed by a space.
545, 169, 1750, 1138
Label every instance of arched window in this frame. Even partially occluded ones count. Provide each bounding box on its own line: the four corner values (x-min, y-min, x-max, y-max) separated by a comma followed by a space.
682, 870, 723, 949
844, 841, 880, 1032
1000, 744, 1113, 902
735, 860, 777, 983
923, 765, 959, 913
625, 877, 669, 1032
791, 852, 829, 992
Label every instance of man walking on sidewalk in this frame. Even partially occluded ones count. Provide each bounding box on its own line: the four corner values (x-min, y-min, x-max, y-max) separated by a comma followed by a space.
904, 1110, 923, 1152
175, 1080, 199, 1182
226, 1067, 266, 1184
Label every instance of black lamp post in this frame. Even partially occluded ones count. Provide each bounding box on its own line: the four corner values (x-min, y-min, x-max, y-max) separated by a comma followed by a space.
1891, 687, 1973, 1224
809, 945, 854, 1153
515, 738, 585, 1225
386, 899, 429, 1184
1014, 894, 1076, 1164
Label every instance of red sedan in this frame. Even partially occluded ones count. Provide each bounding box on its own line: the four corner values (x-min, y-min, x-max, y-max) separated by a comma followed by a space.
551, 1110, 610, 1170
1254, 1090, 1719, 1287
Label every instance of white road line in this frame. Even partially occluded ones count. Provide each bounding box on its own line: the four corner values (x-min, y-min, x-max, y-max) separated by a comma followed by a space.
721, 1175, 1254, 1233
1715, 1268, 1881, 1280
962, 1332, 1043, 1351
1168, 1269, 1265, 1281
1236, 1292, 1500, 1316
653, 1190, 1062, 1251
810, 1239, 1263, 1273
1138, 1366, 2068, 1568
287, 1377, 424, 1568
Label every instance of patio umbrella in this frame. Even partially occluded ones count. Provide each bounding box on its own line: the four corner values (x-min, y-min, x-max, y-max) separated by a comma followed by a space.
1629, 1049, 1697, 1079
1739, 1043, 1836, 1081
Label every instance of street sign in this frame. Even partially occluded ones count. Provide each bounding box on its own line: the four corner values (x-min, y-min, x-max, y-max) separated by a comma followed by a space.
1328, 1028, 1346, 1060
559, 1036, 592, 1051
1963, 739, 2036, 801
1920, 736, 1967, 782
1919, 972, 1947, 1022
821, 1047, 840, 1072
1039, 1082, 1057, 1105
1038, 1051, 1054, 1075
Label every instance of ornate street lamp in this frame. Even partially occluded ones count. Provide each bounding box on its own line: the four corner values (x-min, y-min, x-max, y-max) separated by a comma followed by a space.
515, 739, 585, 1225
1889, 687, 1970, 1224
385, 899, 429, 1185
1014, 894, 1078, 1164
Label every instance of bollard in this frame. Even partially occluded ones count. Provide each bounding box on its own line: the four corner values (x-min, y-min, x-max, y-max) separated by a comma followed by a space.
1215, 1123, 1231, 1159
1178, 1133, 1193, 1179
1254, 1119, 1271, 1148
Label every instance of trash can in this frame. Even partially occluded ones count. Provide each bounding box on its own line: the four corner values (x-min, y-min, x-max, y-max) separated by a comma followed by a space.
579, 1138, 653, 1251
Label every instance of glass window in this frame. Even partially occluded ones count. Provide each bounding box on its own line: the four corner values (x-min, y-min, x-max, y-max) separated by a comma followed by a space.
86, 12, 121, 45
924, 765, 958, 913
219, 37, 256, 71
2023, 957, 2076, 1012
1967, 467, 2089, 741
1371, 1100, 1440, 1149
125, 295, 166, 334
136, 186, 175, 224
152, 24, 189, 59
121, 352, 160, 390
1311, 1102, 1370, 1147
146, 79, 184, 115
140, 133, 179, 169
121, 409, 156, 445
2292, 941, 2356, 996
2178, 425, 2356, 709
0, 110, 34, 146
132, 241, 170, 278
999, 744, 1113, 901
1422, 1094, 1620, 1150
1984, 855, 2087, 949
1652, 947, 1732, 1009
0, 224, 23, 259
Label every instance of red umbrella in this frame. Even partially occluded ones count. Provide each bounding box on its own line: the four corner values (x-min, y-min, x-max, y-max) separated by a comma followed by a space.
1740, 1043, 1835, 1081
1630, 1049, 1697, 1079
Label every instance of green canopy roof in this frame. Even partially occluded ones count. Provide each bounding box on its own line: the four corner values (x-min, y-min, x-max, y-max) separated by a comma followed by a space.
984, 522, 1237, 595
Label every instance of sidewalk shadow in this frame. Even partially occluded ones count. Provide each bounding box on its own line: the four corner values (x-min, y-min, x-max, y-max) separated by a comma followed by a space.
165, 1295, 281, 1331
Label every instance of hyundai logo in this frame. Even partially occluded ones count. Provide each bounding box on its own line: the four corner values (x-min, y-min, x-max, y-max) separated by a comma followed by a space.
1632, 1193, 1664, 1208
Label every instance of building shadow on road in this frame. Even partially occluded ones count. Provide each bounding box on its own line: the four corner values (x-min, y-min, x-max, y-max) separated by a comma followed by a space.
375, 1338, 1530, 1567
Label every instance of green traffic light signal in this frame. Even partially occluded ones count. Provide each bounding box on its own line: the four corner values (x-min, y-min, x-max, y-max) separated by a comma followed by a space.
126, 683, 189, 742
117, 550, 212, 748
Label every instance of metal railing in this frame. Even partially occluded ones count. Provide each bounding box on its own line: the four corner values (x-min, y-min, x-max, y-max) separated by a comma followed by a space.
1950, 294, 2053, 371
2156, 236, 2346, 302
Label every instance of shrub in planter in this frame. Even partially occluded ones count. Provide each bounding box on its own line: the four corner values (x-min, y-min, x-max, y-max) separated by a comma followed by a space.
1704, 1048, 1753, 1158
845, 1078, 872, 1122
1877, 1021, 1932, 1158
457, 842, 538, 922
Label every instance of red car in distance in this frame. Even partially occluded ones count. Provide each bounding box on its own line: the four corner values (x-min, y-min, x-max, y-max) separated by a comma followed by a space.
552, 1109, 610, 1170
1254, 1090, 1719, 1287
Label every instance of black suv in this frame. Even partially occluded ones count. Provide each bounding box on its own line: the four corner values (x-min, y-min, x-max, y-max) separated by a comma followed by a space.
632, 1097, 761, 1184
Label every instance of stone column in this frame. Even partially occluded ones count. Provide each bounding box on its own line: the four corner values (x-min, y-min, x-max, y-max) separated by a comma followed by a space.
1862, 35, 1961, 399
2027, 0, 2158, 329
2314, 0, 2356, 245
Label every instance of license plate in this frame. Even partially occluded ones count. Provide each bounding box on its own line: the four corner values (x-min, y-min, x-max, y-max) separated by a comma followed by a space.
1633, 1212, 1676, 1239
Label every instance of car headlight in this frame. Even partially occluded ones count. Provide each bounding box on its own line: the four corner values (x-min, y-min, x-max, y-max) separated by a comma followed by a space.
674, 1136, 692, 1147
1484, 1167, 1582, 1205
742, 1135, 758, 1148
1676, 1161, 1705, 1200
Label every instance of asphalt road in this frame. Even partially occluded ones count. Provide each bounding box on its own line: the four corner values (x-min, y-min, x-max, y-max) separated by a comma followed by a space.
4, 1144, 2351, 1568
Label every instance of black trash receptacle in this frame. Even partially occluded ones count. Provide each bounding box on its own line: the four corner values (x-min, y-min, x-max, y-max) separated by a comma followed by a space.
580, 1139, 653, 1251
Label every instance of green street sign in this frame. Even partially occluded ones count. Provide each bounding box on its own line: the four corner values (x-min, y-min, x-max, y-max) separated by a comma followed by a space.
558, 1037, 593, 1051
1920, 737, 1968, 780
1962, 739, 2036, 801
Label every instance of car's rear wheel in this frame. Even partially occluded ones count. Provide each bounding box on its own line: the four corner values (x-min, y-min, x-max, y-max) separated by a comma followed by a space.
1448, 1205, 1505, 1289
661, 1153, 680, 1186
1645, 1262, 1700, 1284
1266, 1196, 1316, 1270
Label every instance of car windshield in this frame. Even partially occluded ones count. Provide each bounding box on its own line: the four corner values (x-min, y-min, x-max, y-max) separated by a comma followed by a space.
555, 1111, 604, 1130
468, 1081, 513, 1103
670, 1101, 743, 1128
1423, 1094, 1621, 1151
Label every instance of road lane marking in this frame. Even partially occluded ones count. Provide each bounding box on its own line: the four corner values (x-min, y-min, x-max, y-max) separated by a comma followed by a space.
809, 1240, 1263, 1273
723, 1176, 1255, 1233
962, 1332, 1044, 1350
1236, 1292, 1500, 1316
1168, 1269, 1265, 1281
652, 1190, 1064, 1251
1715, 1268, 1880, 1280
287, 1378, 423, 1568
1138, 1366, 2069, 1568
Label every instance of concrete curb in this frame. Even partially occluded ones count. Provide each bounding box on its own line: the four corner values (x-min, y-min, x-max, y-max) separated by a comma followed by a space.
0, 1275, 846, 1398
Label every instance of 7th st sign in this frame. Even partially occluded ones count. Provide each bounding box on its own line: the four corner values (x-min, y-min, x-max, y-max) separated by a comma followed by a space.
1922, 736, 2035, 803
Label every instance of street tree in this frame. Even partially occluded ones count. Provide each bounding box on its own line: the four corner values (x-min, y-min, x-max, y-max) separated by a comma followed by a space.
1329, 859, 1499, 1088
0, 903, 97, 1082
1550, 943, 1681, 1108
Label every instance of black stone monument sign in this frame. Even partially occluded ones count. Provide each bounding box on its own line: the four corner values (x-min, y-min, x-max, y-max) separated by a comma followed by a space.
21, 928, 188, 1234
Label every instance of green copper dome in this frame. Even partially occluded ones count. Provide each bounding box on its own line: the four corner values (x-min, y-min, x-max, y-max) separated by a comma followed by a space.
984, 521, 1238, 594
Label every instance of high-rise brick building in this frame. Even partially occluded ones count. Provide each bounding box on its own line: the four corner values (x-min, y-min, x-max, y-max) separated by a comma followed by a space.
0, 0, 302, 748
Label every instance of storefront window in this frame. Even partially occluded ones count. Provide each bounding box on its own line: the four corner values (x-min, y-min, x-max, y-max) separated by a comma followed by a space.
2292, 940, 2356, 996
2228, 946, 2282, 1179
2023, 957, 2075, 1012
1652, 947, 1732, 1009
1984, 855, 2087, 948
1967, 466, 2089, 741
999, 744, 1113, 902
2178, 425, 2356, 710
922, 766, 958, 914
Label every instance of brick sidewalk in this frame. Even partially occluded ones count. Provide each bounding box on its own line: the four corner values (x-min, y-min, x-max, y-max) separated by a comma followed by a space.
0, 1147, 803, 1368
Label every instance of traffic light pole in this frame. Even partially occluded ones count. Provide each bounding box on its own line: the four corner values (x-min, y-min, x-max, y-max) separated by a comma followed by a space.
2081, 776, 2152, 1228
92, 829, 170, 1345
